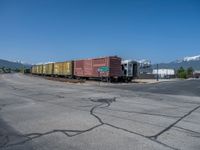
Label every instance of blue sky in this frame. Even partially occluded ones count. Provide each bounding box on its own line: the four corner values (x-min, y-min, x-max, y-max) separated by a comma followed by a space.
0, 0, 200, 64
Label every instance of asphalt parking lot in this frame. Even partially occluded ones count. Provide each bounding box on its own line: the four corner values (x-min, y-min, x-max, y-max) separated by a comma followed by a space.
0, 73, 200, 150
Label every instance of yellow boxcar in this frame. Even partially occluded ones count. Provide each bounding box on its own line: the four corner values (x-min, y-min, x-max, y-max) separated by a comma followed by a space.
43, 63, 54, 75
38, 65, 43, 74
36, 65, 39, 74
31, 66, 34, 74
42, 64, 47, 74
53, 61, 73, 76
31, 66, 37, 74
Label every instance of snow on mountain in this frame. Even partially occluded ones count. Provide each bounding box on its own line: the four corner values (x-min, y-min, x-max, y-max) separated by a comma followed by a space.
137, 59, 151, 68
152, 55, 200, 70
138, 59, 151, 65
0, 59, 31, 69
175, 55, 200, 63
183, 55, 200, 62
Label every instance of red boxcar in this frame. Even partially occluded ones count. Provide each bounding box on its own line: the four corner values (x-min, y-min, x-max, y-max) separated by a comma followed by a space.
74, 56, 122, 79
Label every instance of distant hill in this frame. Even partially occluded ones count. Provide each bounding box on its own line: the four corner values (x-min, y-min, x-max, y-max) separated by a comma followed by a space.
151, 55, 200, 70
0, 59, 32, 69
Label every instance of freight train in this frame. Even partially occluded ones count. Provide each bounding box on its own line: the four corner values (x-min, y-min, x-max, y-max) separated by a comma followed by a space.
31, 56, 138, 82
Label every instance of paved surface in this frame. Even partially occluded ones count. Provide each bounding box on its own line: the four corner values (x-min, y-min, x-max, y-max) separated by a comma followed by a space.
0, 74, 200, 150
105, 79, 200, 97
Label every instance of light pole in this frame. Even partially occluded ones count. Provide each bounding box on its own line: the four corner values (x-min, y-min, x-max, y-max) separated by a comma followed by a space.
157, 64, 159, 81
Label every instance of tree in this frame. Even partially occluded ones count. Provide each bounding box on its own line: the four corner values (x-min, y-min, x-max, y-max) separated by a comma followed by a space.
14, 68, 21, 72
7, 68, 11, 73
177, 67, 187, 79
187, 67, 194, 77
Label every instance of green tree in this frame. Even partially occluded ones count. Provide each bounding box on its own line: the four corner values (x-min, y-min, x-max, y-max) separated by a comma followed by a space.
7, 68, 11, 73
187, 67, 194, 77
177, 67, 187, 79
14, 68, 20, 72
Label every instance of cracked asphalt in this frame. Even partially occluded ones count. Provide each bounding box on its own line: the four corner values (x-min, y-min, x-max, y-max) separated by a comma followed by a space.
0, 74, 200, 150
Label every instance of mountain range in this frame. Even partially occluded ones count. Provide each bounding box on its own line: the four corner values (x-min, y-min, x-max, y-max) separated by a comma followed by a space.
0, 55, 200, 71
0, 59, 31, 69
152, 55, 200, 70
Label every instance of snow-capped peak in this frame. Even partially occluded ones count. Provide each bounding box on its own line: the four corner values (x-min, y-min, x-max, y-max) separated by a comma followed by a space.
138, 59, 151, 64
138, 59, 151, 68
174, 55, 200, 63
183, 55, 200, 62
15, 60, 31, 65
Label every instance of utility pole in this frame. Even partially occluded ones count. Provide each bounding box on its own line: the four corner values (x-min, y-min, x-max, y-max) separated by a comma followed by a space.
157, 64, 159, 81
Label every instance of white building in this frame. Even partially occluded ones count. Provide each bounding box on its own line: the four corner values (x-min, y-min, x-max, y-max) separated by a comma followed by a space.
152, 69, 175, 78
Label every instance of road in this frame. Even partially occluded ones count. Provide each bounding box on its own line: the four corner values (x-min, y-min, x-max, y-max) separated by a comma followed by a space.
105, 79, 200, 97
0, 73, 200, 150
